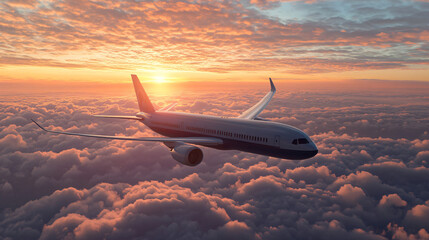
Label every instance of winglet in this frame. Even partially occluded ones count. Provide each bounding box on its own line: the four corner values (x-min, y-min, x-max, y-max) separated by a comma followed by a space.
269, 77, 276, 92
237, 77, 276, 119
31, 119, 47, 132
131, 74, 155, 113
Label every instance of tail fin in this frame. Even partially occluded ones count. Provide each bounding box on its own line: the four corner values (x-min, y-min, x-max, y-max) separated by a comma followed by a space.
131, 74, 155, 113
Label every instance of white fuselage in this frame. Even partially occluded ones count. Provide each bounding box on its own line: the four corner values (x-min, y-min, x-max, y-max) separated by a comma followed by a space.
139, 111, 318, 160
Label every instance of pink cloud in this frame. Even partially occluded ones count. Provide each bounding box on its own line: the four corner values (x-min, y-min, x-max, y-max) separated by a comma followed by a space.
337, 184, 366, 204
0, 133, 27, 151
378, 194, 407, 208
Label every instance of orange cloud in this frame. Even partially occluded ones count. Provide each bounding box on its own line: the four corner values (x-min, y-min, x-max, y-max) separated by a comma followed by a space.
0, 0, 428, 79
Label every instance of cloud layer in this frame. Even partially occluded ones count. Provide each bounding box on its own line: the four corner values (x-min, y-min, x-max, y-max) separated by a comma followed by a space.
1, 0, 429, 74
1, 81, 428, 239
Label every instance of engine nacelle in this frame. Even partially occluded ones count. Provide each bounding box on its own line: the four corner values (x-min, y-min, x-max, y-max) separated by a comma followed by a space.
171, 144, 203, 166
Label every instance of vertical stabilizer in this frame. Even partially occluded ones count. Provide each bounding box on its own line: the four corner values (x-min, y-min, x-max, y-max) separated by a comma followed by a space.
131, 74, 155, 113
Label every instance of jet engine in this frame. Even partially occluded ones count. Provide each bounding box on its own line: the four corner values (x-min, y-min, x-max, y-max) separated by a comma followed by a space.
171, 144, 203, 166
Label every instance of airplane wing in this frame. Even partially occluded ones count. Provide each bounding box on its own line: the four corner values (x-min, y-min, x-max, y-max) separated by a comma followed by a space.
238, 78, 276, 120
31, 120, 223, 146
93, 115, 142, 120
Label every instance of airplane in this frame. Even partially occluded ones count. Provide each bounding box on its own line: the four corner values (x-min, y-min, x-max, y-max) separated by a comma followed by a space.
32, 75, 318, 166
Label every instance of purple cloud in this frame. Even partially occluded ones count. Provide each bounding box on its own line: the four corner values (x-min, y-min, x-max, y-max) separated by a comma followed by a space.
1, 81, 429, 239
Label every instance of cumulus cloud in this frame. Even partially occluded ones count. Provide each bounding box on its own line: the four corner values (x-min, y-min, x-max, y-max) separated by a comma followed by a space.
35, 182, 255, 240
337, 184, 366, 205
379, 194, 407, 208
403, 201, 429, 232
0, 81, 428, 239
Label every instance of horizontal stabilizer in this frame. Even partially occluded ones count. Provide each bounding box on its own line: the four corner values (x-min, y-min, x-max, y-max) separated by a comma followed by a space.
254, 117, 271, 121
159, 102, 177, 111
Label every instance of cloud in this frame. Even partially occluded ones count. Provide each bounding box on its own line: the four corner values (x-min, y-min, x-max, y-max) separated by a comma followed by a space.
3, 181, 255, 240
337, 184, 367, 205
403, 201, 429, 232
0, 0, 428, 74
0, 81, 428, 239
378, 194, 407, 208
387, 223, 429, 240
0, 133, 27, 152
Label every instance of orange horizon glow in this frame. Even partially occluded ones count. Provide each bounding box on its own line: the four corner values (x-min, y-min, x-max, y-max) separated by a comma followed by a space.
1, 65, 429, 84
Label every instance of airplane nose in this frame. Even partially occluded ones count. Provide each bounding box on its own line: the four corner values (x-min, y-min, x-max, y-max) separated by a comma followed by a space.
309, 143, 318, 158
299, 149, 318, 159
310, 149, 318, 157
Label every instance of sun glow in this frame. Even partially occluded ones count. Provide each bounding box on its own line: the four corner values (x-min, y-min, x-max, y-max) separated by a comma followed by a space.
154, 75, 167, 84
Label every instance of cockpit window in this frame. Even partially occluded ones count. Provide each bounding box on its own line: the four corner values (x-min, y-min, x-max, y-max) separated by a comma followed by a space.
292, 138, 309, 145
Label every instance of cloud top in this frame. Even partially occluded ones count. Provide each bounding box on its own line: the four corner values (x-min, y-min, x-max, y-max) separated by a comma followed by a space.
0, 82, 428, 239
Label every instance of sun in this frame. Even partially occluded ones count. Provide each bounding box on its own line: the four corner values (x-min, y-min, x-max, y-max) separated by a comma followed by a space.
153, 75, 167, 84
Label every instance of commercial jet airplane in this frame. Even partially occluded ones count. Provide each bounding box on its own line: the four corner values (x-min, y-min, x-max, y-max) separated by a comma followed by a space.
33, 75, 318, 166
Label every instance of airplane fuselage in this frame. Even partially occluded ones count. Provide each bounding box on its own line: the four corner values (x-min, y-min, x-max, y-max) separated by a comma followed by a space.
142, 111, 318, 160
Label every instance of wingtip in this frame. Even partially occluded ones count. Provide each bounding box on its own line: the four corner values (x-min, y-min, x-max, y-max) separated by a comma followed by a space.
269, 77, 276, 92
31, 119, 47, 131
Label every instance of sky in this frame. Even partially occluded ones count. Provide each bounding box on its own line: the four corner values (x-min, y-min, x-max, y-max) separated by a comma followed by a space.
1, 0, 429, 240
0, 0, 429, 83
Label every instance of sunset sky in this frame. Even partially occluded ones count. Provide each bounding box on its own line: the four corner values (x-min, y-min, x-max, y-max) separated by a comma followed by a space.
1, 0, 429, 84
1, 1, 429, 240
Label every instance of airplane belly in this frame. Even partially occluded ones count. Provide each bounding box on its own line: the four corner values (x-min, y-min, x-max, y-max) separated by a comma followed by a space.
222, 139, 317, 160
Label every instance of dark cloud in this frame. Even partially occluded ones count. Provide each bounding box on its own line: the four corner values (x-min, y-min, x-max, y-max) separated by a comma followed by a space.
0, 81, 428, 239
